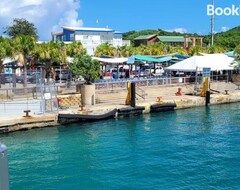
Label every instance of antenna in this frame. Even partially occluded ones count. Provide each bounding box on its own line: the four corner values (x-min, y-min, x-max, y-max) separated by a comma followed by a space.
211, 0, 214, 46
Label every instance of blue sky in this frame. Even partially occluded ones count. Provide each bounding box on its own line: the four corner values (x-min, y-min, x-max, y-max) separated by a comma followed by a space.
80, 0, 240, 35
0, 0, 239, 40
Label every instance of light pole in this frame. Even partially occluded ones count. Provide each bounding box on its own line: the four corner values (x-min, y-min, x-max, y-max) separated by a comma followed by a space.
211, 0, 215, 46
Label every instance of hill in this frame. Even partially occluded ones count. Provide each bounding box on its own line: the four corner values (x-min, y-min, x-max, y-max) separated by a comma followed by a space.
122, 29, 198, 42
212, 26, 240, 50
123, 26, 240, 50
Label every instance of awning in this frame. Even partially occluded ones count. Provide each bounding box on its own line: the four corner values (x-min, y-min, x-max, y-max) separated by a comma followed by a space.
127, 55, 172, 64
92, 57, 128, 64
166, 54, 234, 71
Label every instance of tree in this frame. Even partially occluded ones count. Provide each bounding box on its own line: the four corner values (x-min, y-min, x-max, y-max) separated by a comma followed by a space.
70, 53, 100, 84
66, 41, 86, 57
35, 41, 67, 79
4, 18, 38, 39
207, 45, 224, 54
188, 45, 205, 56
231, 44, 240, 72
120, 45, 135, 57
12, 35, 36, 87
94, 43, 117, 57
0, 37, 13, 87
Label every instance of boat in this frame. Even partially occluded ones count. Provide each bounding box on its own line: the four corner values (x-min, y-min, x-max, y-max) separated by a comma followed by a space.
58, 108, 118, 124
150, 102, 176, 113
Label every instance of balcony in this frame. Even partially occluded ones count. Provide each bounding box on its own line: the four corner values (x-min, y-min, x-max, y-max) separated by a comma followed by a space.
77, 39, 131, 48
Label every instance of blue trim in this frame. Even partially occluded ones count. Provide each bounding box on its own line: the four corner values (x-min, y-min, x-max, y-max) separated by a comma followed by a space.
74, 29, 114, 32
56, 35, 63, 41
63, 29, 74, 41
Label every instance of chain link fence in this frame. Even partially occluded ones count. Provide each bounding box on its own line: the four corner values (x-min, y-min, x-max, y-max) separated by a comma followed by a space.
0, 72, 59, 118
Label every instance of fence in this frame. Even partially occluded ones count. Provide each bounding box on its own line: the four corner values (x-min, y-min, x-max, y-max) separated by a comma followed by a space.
0, 77, 59, 118
95, 76, 192, 92
95, 74, 229, 92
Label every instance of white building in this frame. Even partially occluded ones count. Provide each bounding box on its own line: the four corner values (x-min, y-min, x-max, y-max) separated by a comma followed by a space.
52, 26, 130, 55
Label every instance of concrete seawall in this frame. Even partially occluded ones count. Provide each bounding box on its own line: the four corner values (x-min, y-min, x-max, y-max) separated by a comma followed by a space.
0, 91, 240, 134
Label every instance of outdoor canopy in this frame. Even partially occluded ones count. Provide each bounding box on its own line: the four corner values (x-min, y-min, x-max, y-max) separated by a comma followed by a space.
165, 54, 235, 72
127, 55, 172, 64
92, 57, 128, 64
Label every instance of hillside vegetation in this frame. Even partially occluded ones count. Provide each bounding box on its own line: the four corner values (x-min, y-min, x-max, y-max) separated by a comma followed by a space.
123, 26, 240, 51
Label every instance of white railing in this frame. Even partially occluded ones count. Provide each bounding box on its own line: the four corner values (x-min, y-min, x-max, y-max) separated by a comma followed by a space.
78, 39, 131, 48
95, 77, 192, 92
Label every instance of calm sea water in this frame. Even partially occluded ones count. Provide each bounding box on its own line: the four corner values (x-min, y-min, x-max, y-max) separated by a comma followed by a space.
1, 103, 240, 190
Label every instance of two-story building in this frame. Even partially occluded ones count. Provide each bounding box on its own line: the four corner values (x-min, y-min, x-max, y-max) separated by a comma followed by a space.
52, 26, 130, 55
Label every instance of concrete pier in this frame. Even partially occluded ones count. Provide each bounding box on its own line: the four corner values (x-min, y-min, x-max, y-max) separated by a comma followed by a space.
0, 82, 240, 133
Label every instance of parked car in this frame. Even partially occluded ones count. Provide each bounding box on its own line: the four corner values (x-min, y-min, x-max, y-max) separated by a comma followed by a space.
0, 74, 16, 83
55, 69, 71, 81
16, 72, 42, 83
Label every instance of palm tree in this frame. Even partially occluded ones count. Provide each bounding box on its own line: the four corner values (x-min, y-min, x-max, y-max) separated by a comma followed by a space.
0, 37, 14, 88
94, 43, 117, 57
66, 41, 86, 58
168, 46, 188, 55
120, 45, 134, 57
207, 45, 224, 54
188, 45, 204, 56
36, 41, 67, 80
12, 35, 36, 87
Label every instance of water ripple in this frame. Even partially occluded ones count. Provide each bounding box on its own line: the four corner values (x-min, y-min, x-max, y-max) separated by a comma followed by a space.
1, 103, 240, 189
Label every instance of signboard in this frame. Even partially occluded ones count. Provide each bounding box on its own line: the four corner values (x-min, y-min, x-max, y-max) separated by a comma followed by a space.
203, 68, 211, 78
5, 68, 12, 74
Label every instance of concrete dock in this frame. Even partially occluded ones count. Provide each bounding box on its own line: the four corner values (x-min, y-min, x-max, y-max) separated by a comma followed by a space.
1, 82, 240, 133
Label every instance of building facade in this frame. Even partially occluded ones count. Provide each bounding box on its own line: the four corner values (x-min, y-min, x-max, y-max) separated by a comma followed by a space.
134, 34, 159, 46
52, 26, 130, 55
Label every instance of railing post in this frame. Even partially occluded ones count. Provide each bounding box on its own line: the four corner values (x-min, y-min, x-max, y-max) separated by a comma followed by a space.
130, 82, 136, 107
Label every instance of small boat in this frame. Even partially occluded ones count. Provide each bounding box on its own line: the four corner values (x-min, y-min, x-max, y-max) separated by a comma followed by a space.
58, 109, 118, 124
150, 102, 176, 113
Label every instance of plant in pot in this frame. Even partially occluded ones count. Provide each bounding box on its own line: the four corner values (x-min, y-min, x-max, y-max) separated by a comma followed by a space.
69, 52, 100, 106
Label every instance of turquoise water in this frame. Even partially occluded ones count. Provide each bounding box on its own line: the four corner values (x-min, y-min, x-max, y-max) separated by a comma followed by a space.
1, 103, 240, 190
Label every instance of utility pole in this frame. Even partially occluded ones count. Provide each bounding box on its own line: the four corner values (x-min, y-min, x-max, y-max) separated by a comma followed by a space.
211, 0, 214, 46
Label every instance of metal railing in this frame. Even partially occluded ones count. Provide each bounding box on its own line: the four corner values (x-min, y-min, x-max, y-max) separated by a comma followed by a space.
95, 74, 230, 92
136, 86, 147, 100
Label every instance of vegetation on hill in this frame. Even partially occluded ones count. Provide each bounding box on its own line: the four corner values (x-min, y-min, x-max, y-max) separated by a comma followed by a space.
213, 26, 240, 50
123, 26, 240, 51
123, 29, 198, 43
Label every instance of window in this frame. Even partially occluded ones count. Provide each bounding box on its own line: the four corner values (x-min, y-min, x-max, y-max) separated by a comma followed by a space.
70, 34, 74, 41
83, 35, 89, 40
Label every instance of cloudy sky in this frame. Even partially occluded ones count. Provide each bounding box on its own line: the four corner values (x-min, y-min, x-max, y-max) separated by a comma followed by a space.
0, 0, 83, 40
0, 0, 239, 41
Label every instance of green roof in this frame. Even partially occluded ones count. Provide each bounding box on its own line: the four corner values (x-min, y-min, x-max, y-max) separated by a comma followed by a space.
158, 36, 188, 43
134, 34, 157, 40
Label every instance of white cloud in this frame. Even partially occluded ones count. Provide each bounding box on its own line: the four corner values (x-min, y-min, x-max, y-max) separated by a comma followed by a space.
0, 0, 83, 40
165, 28, 187, 34
221, 26, 229, 32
